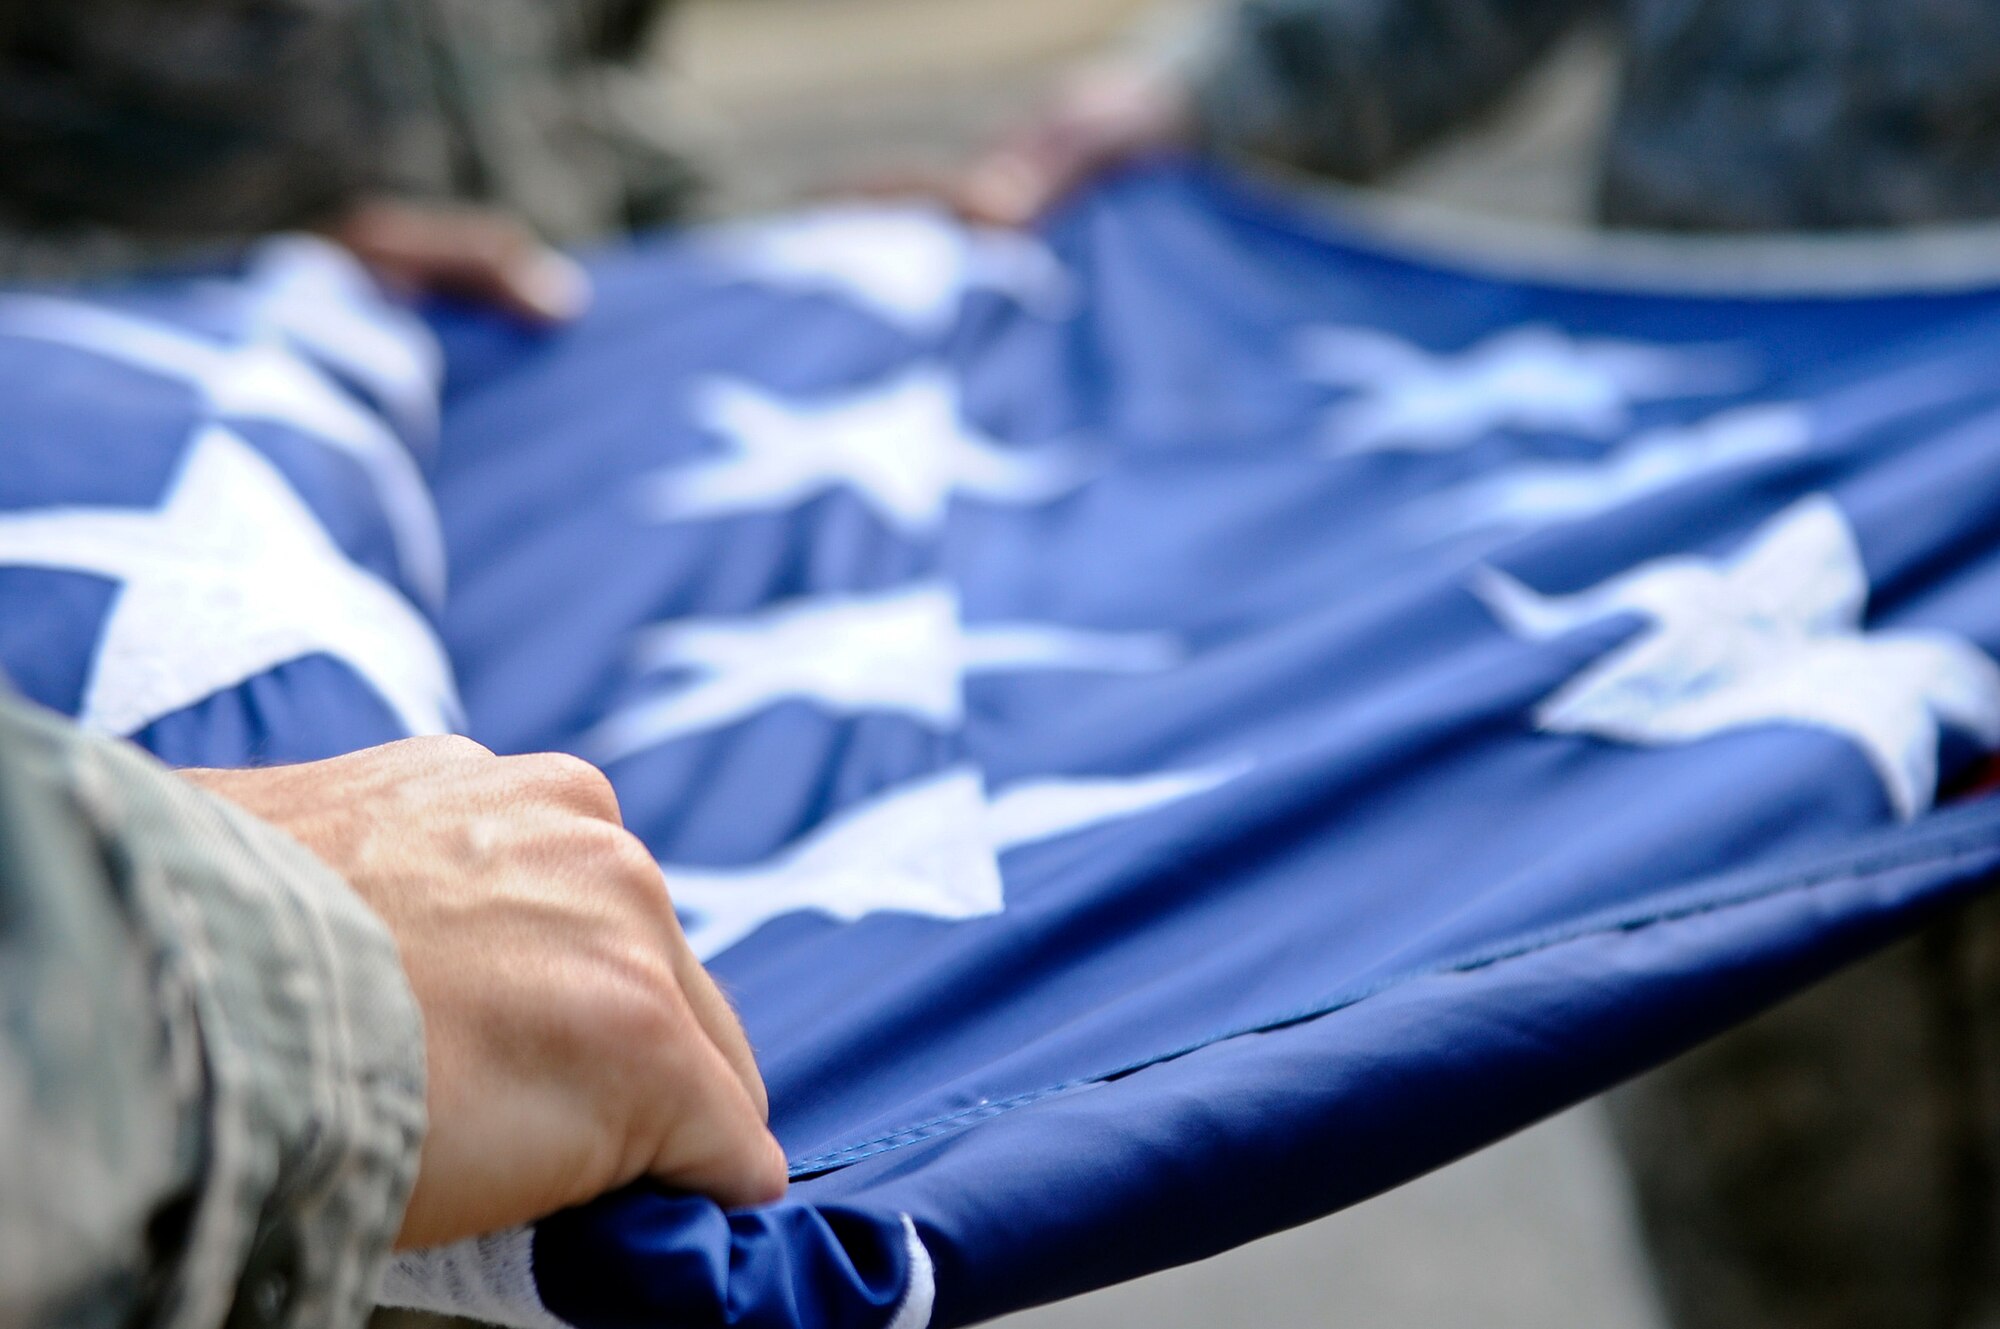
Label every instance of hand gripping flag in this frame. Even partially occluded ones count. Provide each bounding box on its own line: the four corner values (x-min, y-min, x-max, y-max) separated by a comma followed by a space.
13, 166, 2000, 1328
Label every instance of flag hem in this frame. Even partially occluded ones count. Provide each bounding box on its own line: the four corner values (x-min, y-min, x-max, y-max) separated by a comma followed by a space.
788, 794, 2000, 1177
1221, 160, 2000, 298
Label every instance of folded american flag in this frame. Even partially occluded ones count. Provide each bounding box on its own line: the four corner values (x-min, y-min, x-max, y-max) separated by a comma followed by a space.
8, 162, 2000, 1329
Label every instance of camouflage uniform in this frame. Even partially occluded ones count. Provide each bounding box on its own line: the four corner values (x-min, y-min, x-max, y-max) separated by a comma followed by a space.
0, 693, 425, 1329
0, 0, 687, 282
1189, 3, 2000, 1324
0, 7, 671, 1324
1194, 0, 2000, 230
0, 6, 656, 1325
1607, 905, 2000, 1329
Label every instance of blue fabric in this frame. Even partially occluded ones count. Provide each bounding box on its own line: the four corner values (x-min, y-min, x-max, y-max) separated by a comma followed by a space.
0, 241, 448, 766
14, 163, 2000, 1326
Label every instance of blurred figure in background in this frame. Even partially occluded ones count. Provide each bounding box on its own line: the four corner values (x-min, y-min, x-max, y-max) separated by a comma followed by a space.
960, 1, 2000, 234
0, 0, 691, 319
0, 11, 796, 1328
963, 5, 2000, 1329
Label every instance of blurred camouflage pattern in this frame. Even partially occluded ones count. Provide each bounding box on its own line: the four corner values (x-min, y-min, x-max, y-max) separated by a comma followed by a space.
0, 0, 688, 280
1197, 0, 2000, 230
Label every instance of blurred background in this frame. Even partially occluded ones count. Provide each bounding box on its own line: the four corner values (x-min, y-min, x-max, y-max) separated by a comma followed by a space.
650, 3, 1659, 1326
653, 0, 1615, 224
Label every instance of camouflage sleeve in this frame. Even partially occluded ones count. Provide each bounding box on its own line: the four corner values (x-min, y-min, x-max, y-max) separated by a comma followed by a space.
1187, 0, 1603, 181
0, 0, 377, 279
582, 0, 676, 59
0, 696, 425, 1329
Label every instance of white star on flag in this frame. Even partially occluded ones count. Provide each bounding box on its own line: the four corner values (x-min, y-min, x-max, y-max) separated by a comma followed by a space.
231, 234, 445, 445
646, 369, 1088, 534
0, 425, 461, 739
1475, 496, 2000, 819
1414, 403, 1812, 538
1300, 322, 1751, 455
582, 583, 1182, 761
0, 292, 446, 607
668, 762, 1245, 959
710, 202, 1077, 337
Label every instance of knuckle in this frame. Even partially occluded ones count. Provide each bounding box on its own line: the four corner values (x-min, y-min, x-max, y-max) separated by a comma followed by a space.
588, 950, 690, 1048
414, 733, 492, 764
603, 827, 665, 891
525, 752, 622, 819
575, 822, 673, 917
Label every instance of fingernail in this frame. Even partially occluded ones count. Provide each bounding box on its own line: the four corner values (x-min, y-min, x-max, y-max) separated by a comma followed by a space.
522, 251, 592, 322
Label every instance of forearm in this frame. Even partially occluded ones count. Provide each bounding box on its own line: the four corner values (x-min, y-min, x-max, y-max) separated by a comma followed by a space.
0, 697, 425, 1329
1189, 0, 1600, 180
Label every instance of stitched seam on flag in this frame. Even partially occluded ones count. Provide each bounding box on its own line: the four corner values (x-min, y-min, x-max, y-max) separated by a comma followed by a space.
787, 811, 2000, 1178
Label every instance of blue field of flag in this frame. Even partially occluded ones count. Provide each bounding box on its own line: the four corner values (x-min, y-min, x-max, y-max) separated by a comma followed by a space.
10, 162, 2000, 1328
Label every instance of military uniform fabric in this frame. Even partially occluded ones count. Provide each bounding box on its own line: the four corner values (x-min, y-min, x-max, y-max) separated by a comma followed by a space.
0, 694, 425, 1329
0, 0, 686, 283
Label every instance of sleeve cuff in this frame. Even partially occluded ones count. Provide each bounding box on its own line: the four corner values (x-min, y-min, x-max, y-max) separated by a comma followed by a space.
56, 724, 427, 1329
